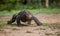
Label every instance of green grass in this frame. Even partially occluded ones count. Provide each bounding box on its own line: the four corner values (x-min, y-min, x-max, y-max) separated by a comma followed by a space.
0, 8, 60, 16
39, 8, 60, 14
0, 24, 7, 27
45, 33, 53, 36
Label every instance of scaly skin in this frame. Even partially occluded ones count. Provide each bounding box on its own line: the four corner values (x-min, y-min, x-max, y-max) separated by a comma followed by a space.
7, 10, 42, 26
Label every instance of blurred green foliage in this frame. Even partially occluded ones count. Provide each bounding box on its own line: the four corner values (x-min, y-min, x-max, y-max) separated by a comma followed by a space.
0, 0, 60, 11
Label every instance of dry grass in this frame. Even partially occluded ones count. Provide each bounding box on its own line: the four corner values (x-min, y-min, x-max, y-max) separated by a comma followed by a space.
48, 23, 60, 29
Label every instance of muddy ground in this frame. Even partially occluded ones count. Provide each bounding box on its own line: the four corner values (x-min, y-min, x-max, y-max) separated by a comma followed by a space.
0, 13, 60, 36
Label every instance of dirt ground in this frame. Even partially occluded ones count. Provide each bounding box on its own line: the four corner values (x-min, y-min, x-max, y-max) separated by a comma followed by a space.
0, 13, 60, 36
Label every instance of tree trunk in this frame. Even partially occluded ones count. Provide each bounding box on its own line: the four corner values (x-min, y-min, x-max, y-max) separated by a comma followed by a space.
45, 0, 49, 8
